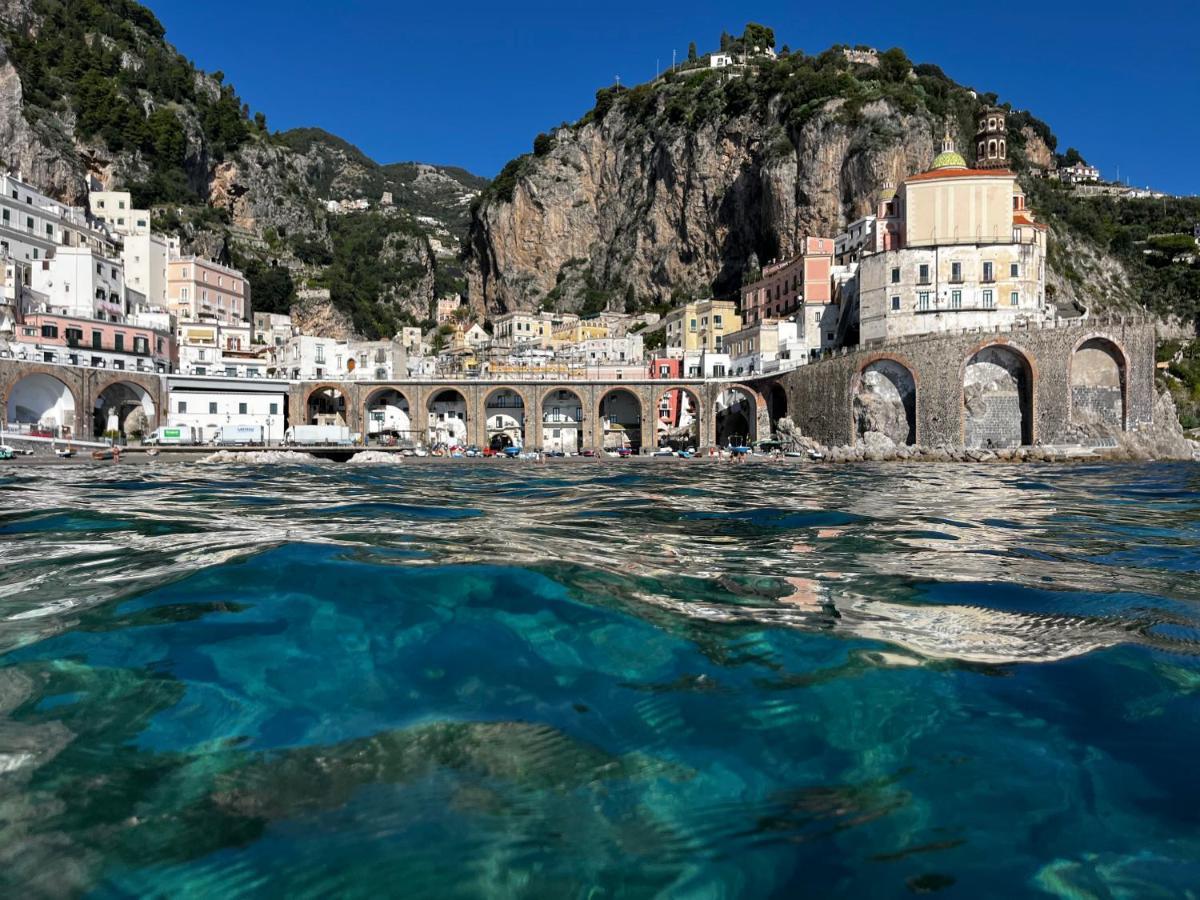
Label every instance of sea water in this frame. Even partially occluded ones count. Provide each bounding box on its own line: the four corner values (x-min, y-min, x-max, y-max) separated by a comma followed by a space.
0, 459, 1198, 898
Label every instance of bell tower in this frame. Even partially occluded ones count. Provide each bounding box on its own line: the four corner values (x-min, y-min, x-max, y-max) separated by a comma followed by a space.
975, 106, 1008, 169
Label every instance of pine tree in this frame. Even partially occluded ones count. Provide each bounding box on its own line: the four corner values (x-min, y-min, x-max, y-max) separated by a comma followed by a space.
687, 42, 697, 62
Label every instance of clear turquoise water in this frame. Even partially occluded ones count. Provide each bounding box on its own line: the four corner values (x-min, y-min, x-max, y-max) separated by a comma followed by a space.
1, 459, 1199, 898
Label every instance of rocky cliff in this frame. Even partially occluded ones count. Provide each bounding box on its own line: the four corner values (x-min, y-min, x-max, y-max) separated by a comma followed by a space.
0, 0, 483, 337
469, 94, 934, 314
464, 49, 1104, 318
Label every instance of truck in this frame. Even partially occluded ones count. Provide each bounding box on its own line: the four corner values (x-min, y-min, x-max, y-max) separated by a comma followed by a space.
285, 424, 353, 446
214, 423, 263, 446
144, 425, 198, 446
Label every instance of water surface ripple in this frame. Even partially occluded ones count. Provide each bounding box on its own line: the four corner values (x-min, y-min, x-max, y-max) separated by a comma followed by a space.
1, 459, 1199, 897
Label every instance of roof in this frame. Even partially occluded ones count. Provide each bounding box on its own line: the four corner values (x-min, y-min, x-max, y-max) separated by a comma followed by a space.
906, 167, 1016, 183
1013, 213, 1049, 231
929, 150, 967, 170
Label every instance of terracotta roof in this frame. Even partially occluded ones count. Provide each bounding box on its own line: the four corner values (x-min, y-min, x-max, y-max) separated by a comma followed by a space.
1012, 213, 1049, 230
905, 168, 1016, 182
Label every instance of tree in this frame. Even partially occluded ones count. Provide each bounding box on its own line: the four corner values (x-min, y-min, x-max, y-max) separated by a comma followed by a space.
741, 23, 775, 52
877, 47, 911, 82
719, 31, 731, 51
687, 42, 697, 62
533, 132, 553, 156
1064, 147, 1087, 166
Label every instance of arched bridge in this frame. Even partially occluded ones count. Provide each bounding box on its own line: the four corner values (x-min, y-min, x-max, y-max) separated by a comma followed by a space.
1, 319, 1159, 451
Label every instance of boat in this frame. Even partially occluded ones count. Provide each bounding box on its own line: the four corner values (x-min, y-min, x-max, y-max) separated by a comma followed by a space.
91, 448, 113, 461
54, 442, 75, 459
0, 445, 14, 461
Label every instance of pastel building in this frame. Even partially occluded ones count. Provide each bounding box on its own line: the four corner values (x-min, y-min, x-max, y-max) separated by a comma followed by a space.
855, 130, 1049, 343
167, 256, 249, 325
12, 313, 175, 372
662, 299, 741, 357
739, 237, 835, 326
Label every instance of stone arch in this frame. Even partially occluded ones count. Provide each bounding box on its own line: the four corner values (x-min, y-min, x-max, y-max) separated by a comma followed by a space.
852, 355, 917, 446
305, 384, 348, 427
767, 383, 788, 430
93, 380, 156, 440
655, 385, 700, 450
540, 386, 584, 453
484, 386, 529, 450
5, 371, 79, 437
1070, 335, 1128, 430
598, 387, 643, 452
714, 383, 762, 446
363, 386, 414, 444
427, 388, 468, 447
962, 342, 1035, 448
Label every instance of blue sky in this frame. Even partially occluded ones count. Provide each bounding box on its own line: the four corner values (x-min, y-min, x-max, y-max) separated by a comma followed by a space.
147, 0, 1200, 195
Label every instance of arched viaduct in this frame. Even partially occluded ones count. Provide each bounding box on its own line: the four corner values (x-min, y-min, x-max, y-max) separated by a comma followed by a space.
1, 319, 1158, 451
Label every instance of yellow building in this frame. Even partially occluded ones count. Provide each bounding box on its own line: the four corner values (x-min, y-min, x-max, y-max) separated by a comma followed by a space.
549, 320, 610, 348
662, 299, 742, 355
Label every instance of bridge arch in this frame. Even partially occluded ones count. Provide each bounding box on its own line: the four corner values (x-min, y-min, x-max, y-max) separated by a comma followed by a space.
427, 387, 467, 448
961, 340, 1037, 448
598, 387, 643, 452
363, 386, 413, 444
1069, 334, 1128, 431
93, 380, 156, 440
654, 385, 700, 450
5, 371, 79, 437
484, 386, 530, 450
714, 382, 763, 446
851, 354, 918, 446
304, 384, 351, 430
541, 386, 584, 453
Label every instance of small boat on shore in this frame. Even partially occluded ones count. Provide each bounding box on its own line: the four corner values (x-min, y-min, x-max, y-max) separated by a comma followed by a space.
54, 442, 74, 459
91, 448, 113, 461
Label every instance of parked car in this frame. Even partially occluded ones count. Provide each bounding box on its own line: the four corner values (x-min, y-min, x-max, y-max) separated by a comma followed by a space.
546, 450, 565, 458
581, 449, 597, 458
653, 448, 675, 457
617, 447, 634, 458
464, 445, 482, 458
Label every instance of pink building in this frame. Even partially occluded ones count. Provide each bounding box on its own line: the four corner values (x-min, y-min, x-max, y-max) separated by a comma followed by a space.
16, 313, 176, 372
740, 237, 835, 326
167, 256, 249, 325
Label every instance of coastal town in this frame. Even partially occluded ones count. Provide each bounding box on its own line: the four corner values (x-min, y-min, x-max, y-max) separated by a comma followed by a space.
0, 109, 1181, 459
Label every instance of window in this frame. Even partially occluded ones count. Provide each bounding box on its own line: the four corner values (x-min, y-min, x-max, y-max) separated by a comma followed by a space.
891, 267, 900, 283
891, 296, 900, 311
25, 216, 32, 230
918, 292, 931, 311
713, 314, 723, 327
983, 261, 994, 283
181, 287, 189, 301
982, 289, 995, 308
1, 209, 7, 222
951, 290, 962, 309
689, 318, 697, 332
133, 336, 148, 355
209, 402, 218, 414
91, 330, 102, 349
178, 401, 187, 414
269, 403, 278, 415
113, 334, 124, 351
951, 262, 963, 282
1010, 291, 1019, 306
40, 323, 58, 338
45, 223, 52, 236
238, 403, 248, 415
1010, 263, 1019, 278
225, 367, 236, 377
918, 263, 930, 284
195, 366, 206, 375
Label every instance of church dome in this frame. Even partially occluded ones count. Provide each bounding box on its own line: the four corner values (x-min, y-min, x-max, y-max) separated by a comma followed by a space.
930, 149, 967, 170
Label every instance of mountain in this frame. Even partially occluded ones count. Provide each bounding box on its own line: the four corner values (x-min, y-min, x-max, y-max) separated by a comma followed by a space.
464, 35, 1196, 325
0, 0, 485, 338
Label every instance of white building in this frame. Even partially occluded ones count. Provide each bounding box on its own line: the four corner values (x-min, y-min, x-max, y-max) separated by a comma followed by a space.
31, 245, 127, 321
282, 334, 405, 381
1059, 162, 1101, 184
167, 377, 289, 445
